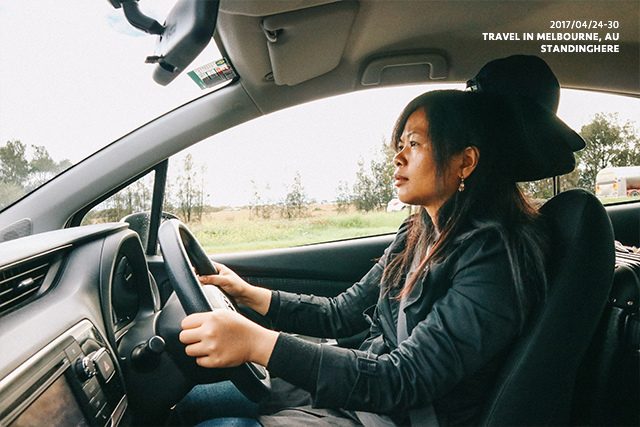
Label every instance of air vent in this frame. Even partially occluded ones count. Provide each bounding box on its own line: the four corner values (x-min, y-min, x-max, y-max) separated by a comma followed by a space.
0, 255, 53, 316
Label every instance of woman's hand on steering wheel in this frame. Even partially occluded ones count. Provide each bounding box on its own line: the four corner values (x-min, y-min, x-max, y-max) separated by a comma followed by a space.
197, 261, 250, 299
198, 262, 272, 315
180, 310, 279, 368
157, 219, 272, 402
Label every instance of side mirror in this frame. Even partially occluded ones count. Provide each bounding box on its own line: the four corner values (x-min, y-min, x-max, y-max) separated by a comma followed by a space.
121, 211, 179, 252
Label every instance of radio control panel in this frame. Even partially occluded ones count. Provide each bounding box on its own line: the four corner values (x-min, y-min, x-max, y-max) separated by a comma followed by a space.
0, 320, 127, 427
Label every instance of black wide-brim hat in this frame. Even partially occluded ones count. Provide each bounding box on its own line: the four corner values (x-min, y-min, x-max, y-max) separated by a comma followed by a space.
467, 55, 585, 182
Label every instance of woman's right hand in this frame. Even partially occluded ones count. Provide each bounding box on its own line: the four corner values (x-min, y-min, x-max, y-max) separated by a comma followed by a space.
198, 262, 272, 315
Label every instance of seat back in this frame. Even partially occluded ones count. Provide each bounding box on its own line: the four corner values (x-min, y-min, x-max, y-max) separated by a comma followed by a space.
570, 250, 640, 425
480, 189, 615, 426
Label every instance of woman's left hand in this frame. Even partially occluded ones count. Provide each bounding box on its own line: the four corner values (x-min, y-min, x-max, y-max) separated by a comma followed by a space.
179, 310, 278, 368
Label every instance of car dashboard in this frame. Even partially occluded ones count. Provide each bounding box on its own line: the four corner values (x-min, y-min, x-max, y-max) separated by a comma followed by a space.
0, 223, 162, 427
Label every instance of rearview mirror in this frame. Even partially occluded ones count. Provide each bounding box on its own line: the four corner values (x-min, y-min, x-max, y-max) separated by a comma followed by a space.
146, 0, 220, 86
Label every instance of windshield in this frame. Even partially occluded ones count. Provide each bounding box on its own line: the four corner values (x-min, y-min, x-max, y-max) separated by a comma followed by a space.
0, 0, 221, 209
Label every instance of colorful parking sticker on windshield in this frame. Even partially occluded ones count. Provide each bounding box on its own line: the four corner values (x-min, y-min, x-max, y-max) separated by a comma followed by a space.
188, 58, 237, 90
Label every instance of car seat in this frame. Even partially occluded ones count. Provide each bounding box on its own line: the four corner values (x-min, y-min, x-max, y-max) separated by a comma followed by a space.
570, 244, 640, 425
479, 189, 615, 425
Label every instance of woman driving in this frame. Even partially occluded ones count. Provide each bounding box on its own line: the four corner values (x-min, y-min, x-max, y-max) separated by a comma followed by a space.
173, 56, 582, 426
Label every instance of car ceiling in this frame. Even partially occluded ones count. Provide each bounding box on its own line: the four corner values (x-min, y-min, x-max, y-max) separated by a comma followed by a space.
215, 0, 640, 115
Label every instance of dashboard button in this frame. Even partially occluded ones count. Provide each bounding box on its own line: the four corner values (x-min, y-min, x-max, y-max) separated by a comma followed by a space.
94, 348, 115, 381
64, 341, 83, 362
82, 376, 101, 401
75, 356, 97, 382
88, 390, 107, 417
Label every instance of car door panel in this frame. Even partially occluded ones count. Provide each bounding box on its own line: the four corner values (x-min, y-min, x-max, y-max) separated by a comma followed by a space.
149, 233, 394, 304
606, 203, 640, 247
211, 234, 394, 297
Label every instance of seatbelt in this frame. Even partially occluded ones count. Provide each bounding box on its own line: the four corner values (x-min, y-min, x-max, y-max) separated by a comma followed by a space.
400, 252, 439, 427
356, 251, 440, 427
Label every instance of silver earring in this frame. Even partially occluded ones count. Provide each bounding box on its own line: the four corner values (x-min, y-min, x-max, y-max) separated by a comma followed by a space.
458, 177, 465, 192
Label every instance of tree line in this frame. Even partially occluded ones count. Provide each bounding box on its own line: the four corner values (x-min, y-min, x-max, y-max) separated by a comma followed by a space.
1, 112, 637, 221
335, 139, 396, 213
84, 153, 208, 224
0, 140, 72, 209
521, 112, 639, 199
248, 140, 396, 219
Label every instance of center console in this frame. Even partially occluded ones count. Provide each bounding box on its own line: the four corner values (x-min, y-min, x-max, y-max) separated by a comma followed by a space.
0, 320, 127, 427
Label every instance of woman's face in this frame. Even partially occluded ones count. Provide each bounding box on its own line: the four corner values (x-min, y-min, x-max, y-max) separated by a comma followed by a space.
393, 108, 461, 223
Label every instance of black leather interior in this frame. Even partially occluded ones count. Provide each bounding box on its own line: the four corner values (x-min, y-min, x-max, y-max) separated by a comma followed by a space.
606, 202, 640, 247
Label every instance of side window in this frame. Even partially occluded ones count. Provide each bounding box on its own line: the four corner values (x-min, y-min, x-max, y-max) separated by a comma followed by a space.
81, 172, 155, 225
163, 87, 639, 254
81, 171, 156, 247
162, 86, 451, 254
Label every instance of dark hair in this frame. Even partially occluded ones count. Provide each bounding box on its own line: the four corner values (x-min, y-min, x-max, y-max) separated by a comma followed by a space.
384, 90, 548, 325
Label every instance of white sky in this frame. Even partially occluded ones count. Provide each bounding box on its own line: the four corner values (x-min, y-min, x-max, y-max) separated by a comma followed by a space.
1, 1, 639, 207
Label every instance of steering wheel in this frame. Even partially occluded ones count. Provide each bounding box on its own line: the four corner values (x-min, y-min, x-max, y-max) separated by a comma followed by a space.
157, 218, 271, 402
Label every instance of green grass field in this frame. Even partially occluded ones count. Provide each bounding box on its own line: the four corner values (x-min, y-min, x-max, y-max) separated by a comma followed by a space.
188, 207, 410, 254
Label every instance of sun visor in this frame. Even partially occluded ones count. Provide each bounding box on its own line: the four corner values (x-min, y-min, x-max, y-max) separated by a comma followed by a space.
262, 1, 359, 86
